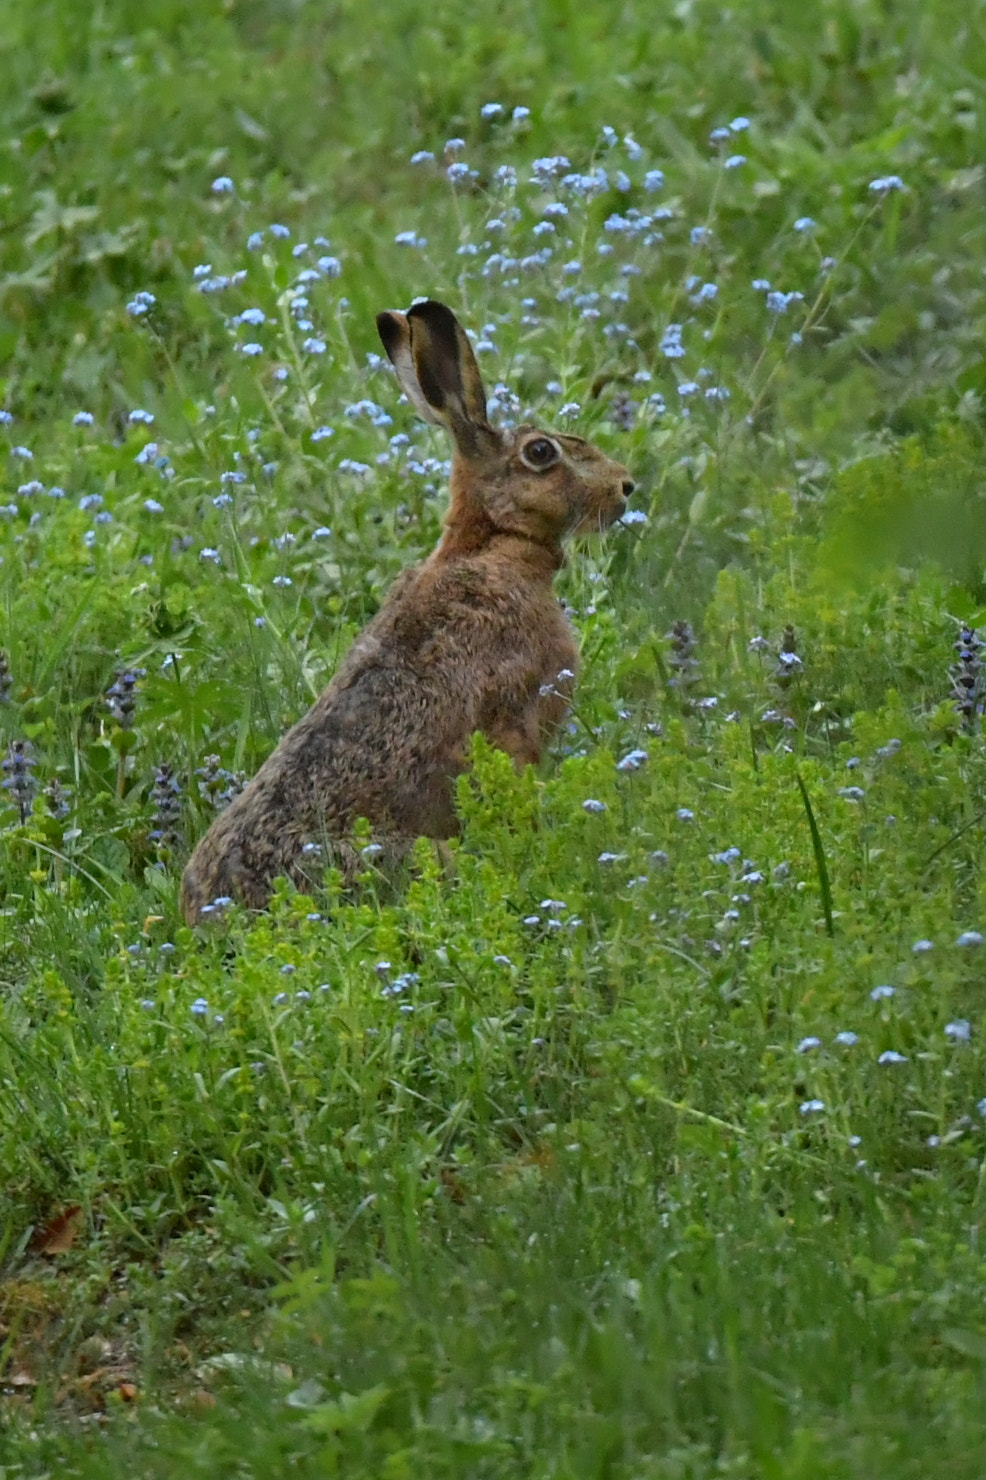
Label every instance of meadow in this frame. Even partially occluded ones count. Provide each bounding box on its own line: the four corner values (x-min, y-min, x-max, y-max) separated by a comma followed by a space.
2, 0, 986, 1472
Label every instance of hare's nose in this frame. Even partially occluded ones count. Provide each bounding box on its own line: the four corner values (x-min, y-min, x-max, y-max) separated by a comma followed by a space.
621, 478, 635, 497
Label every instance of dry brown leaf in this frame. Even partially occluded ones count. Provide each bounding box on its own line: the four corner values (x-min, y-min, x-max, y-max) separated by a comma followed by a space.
439, 1167, 468, 1203
187, 1387, 218, 1409
32, 1205, 83, 1256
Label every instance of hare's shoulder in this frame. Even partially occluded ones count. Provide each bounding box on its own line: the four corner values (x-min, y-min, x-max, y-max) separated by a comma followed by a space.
333, 551, 572, 688
403, 551, 563, 619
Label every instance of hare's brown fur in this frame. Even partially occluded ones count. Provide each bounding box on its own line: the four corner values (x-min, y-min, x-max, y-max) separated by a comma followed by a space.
180, 301, 632, 923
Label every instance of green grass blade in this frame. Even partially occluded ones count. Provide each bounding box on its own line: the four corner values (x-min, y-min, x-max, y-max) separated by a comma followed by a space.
796, 770, 835, 937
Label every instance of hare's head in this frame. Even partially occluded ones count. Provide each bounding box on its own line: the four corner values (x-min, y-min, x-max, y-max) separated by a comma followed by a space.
377, 300, 634, 551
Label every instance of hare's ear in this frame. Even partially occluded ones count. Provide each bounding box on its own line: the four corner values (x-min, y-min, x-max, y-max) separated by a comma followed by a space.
376, 310, 444, 426
405, 300, 495, 456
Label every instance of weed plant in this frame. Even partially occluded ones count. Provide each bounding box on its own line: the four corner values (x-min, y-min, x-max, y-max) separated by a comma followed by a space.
2, 0, 986, 1474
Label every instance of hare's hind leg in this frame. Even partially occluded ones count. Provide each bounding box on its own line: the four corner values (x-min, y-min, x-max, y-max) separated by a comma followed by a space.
484, 712, 544, 771
288, 832, 424, 896
354, 833, 457, 886
431, 838, 457, 878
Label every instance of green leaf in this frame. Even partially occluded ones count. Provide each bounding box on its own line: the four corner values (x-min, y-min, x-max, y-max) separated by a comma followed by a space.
796, 771, 835, 937
303, 1384, 389, 1435
941, 1328, 986, 1362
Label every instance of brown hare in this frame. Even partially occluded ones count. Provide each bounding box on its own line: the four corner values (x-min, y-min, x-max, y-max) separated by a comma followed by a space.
180, 299, 633, 923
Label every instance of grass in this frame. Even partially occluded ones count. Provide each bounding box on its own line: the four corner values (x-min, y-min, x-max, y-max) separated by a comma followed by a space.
2, 0, 986, 1472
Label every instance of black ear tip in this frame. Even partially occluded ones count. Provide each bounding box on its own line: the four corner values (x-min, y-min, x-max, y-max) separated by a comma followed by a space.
376, 311, 403, 352
406, 299, 458, 334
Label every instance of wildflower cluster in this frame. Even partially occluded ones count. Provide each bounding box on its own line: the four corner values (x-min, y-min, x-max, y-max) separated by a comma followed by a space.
666, 620, 701, 711
747, 625, 804, 735
950, 624, 983, 731
106, 667, 146, 730
44, 777, 72, 821
194, 754, 247, 810
149, 763, 183, 851
2, 739, 36, 823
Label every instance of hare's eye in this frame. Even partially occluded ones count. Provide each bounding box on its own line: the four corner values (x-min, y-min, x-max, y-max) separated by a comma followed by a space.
521, 436, 560, 471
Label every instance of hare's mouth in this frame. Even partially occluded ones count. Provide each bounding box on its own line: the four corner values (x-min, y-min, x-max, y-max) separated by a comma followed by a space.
610, 476, 634, 523
575, 500, 625, 535
605, 491, 629, 525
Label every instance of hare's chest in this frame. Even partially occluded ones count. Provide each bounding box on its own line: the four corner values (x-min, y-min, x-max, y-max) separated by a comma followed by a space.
470, 581, 579, 731
531, 600, 579, 717
537, 596, 578, 671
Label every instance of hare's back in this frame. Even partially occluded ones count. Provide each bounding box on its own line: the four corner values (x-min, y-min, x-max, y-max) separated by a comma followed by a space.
267, 656, 470, 834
